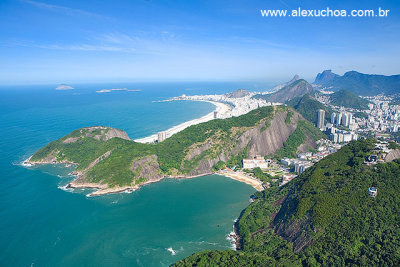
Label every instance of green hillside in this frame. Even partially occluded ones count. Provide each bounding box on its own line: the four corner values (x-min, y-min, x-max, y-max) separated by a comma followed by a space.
286, 93, 333, 125
174, 139, 400, 266
330, 89, 370, 110
30, 106, 324, 188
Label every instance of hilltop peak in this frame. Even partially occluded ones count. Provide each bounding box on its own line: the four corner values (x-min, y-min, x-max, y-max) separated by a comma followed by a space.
314, 69, 339, 84
225, 89, 250, 98
270, 74, 301, 93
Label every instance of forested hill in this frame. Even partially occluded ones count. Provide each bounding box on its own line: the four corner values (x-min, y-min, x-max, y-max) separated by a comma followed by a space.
330, 89, 371, 110
174, 139, 400, 266
286, 93, 333, 125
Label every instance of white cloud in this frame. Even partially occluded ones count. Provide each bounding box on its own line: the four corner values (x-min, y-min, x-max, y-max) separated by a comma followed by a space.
21, 0, 111, 20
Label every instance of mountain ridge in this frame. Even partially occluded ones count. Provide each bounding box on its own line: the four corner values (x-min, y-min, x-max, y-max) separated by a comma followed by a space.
253, 79, 314, 103
314, 70, 400, 96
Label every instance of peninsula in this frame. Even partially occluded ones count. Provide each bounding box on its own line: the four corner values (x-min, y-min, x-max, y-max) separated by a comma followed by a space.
26, 105, 325, 196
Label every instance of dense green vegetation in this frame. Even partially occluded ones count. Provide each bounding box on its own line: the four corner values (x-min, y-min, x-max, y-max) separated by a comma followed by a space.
330, 89, 370, 110
31, 129, 155, 186
285, 110, 293, 124
353, 111, 368, 119
286, 93, 332, 124
156, 106, 275, 173
30, 106, 325, 188
174, 139, 400, 266
273, 119, 326, 159
388, 141, 400, 150
250, 167, 272, 183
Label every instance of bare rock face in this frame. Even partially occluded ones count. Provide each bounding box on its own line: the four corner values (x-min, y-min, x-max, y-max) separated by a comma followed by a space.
185, 109, 310, 177
104, 128, 130, 141
185, 141, 213, 161
63, 137, 79, 144
241, 111, 299, 157
132, 155, 164, 182
385, 149, 400, 162
84, 126, 130, 141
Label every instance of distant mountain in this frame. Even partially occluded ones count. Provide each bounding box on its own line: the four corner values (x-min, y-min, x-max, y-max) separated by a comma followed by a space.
225, 89, 250, 98
314, 70, 400, 96
271, 75, 300, 92
330, 89, 370, 110
253, 79, 314, 103
286, 93, 332, 125
314, 70, 339, 84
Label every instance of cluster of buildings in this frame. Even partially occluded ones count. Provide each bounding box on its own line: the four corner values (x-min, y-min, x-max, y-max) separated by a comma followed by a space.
243, 155, 269, 169
316, 109, 359, 143
328, 128, 358, 143
360, 95, 400, 134
319, 93, 400, 141
331, 112, 353, 127
172, 92, 272, 119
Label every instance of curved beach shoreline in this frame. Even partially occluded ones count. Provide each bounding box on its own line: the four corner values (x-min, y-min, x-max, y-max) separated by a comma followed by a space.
134, 100, 232, 143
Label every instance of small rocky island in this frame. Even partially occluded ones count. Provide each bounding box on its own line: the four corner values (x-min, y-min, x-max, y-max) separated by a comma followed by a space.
27, 106, 324, 196
55, 84, 74, 90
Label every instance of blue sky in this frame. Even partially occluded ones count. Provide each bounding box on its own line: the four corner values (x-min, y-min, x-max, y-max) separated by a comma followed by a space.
0, 0, 399, 85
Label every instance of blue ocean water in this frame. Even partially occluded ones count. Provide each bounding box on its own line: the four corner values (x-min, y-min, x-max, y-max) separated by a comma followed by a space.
0, 82, 266, 266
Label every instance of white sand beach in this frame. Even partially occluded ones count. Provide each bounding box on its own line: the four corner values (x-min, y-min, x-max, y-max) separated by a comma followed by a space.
134, 100, 232, 143
217, 170, 264, 191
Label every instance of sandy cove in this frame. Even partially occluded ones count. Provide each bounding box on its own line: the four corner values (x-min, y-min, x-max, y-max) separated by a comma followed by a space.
134, 100, 232, 143
217, 170, 264, 191
66, 171, 263, 197
25, 160, 263, 196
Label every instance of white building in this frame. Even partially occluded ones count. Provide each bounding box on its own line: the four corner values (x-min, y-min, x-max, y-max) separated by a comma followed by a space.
243, 155, 268, 169
294, 162, 312, 174
317, 109, 325, 130
157, 131, 167, 142
331, 113, 336, 124
336, 113, 343, 126
281, 158, 293, 166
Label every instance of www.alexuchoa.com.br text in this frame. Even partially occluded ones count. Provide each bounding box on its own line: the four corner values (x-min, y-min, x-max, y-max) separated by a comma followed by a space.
260, 7, 390, 18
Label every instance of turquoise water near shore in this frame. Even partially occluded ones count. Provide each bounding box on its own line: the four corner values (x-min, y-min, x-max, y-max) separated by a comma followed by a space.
0, 82, 264, 266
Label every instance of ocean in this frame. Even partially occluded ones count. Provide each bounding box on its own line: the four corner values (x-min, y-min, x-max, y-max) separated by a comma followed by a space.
0, 82, 271, 266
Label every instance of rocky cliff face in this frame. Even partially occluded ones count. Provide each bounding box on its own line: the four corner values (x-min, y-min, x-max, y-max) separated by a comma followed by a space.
243, 111, 299, 157
182, 108, 313, 177
132, 155, 164, 181
314, 69, 339, 85
385, 149, 400, 162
